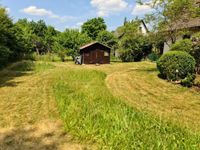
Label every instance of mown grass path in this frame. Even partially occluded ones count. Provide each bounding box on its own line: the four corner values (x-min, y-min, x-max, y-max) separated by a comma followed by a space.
52, 62, 200, 149
104, 62, 200, 132
0, 61, 200, 149
0, 61, 93, 150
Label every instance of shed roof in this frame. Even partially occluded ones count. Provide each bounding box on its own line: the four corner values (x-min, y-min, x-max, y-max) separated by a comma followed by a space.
80, 42, 111, 51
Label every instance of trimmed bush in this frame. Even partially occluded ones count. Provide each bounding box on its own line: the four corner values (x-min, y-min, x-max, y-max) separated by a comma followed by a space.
157, 51, 196, 84
147, 53, 160, 62
181, 74, 196, 87
170, 39, 193, 53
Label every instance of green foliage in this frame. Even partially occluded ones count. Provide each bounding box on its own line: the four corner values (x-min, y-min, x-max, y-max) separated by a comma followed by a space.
0, 7, 26, 66
81, 17, 106, 40
96, 30, 117, 48
119, 34, 152, 62
7, 60, 54, 72
181, 74, 196, 87
116, 20, 152, 62
0, 45, 10, 68
34, 62, 55, 72
118, 49, 134, 62
157, 51, 196, 83
147, 53, 160, 62
142, 0, 199, 44
8, 61, 34, 72
148, 32, 165, 54
56, 29, 92, 59
191, 32, 200, 73
53, 68, 200, 149
170, 39, 193, 53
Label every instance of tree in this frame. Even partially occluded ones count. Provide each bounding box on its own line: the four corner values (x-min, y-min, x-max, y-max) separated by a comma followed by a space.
119, 35, 152, 62
97, 30, 117, 48
140, 0, 199, 44
45, 26, 59, 53
116, 20, 152, 62
56, 29, 92, 59
124, 17, 128, 25
81, 17, 107, 40
0, 7, 18, 66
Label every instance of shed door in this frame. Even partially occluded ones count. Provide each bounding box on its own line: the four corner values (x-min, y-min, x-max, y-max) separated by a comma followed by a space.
89, 50, 96, 64
96, 49, 104, 64
89, 49, 104, 64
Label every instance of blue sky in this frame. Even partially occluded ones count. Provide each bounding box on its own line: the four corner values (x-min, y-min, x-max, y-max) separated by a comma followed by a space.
1, 0, 153, 31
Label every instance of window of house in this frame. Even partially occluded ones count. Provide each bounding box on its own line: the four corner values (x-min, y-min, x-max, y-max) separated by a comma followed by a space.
183, 34, 191, 39
104, 51, 109, 56
139, 27, 142, 33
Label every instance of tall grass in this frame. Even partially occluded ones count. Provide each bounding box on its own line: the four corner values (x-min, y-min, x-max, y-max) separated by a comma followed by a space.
4, 60, 54, 73
53, 69, 200, 149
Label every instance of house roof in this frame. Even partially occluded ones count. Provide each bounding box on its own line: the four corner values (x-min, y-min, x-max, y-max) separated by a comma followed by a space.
141, 20, 149, 32
167, 17, 200, 31
114, 19, 148, 39
80, 42, 111, 51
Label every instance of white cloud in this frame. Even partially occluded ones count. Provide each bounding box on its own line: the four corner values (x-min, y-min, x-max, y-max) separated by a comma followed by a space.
132, 1, 153, 15
21, 6, 74, 22
91, 0, 128, 17
76, 22, 84, 27
5, 8, 10, 13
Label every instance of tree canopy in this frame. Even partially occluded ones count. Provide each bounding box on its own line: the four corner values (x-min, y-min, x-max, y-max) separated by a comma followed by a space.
81, 17, 107, 40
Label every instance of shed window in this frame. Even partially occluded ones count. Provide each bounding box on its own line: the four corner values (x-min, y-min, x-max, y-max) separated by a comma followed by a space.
104, 52, 109, 56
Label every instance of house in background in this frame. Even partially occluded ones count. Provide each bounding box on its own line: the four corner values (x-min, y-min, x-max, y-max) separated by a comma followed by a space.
163, 0, 200, 53
163, 18, 200, 53
114, 20, 149, 39
138, 20, 149, 35
114, 19, 149, 57
80, 42, 111, 64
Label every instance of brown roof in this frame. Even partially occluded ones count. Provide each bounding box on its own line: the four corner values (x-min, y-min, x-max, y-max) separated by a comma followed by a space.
168, 17, 200, 30
80, 42, 111, 50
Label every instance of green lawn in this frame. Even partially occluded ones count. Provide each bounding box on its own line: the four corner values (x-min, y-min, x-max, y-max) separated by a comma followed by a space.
0, 61, 200, 149
53, 62, 200, 149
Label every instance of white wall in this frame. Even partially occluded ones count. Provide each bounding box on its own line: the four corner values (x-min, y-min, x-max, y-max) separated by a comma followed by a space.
163, 35, 183, 54
139, 24, 148, 35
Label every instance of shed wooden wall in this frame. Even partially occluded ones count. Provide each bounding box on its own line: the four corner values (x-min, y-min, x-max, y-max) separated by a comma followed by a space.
80, 44, 110, 64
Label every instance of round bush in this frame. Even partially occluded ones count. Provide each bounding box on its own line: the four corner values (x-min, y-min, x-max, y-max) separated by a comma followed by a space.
157, 51, 196, 81
170, 39, 193, 53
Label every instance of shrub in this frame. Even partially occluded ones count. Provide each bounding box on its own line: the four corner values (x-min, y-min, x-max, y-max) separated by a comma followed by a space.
147, 53, 160, 62
191, 43, 200, 73
118, 49, 136, 62
191, 33, 200, 73
119, 35, 152, 62
0, 45, 11, 68
170, 39, 193, 53
157, 51, 196, 83
181, 74, 196, 87
8, 61, 35, 72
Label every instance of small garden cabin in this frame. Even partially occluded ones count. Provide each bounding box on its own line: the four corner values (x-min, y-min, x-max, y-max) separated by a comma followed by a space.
80, 42, 111, 64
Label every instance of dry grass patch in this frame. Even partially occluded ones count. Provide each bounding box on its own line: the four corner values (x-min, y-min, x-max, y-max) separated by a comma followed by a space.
0, 120, 92, 150
0, 61, 93, 150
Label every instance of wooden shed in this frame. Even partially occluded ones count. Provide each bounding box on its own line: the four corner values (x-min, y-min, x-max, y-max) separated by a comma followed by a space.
80, 42, 111, 64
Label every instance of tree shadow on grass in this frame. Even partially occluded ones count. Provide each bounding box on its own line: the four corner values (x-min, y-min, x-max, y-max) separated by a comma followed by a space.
0, 61, 34, 88
0, 127, 59, 150
0, 120, 89, 150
